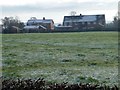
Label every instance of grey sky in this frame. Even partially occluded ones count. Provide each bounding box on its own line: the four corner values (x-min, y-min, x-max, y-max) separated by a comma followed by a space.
1, 0, 119, 23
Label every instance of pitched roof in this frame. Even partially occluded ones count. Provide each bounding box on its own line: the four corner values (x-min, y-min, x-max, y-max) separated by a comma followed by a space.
64, 14, 105, 22
24, 25, 47, 30
27, 19, 54, 24
24, 25, 39, 29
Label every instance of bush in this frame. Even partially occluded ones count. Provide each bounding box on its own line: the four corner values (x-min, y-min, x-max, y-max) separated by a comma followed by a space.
1, 78, 119, 90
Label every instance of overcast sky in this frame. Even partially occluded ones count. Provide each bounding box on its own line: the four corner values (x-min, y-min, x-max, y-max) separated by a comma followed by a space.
0, 0, 119, 24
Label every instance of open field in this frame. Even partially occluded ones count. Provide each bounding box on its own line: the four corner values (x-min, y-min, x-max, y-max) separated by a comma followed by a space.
2, 32, 118, 85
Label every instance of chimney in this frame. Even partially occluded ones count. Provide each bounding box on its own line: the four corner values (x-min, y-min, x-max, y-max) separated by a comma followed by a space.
43, 17, 45, 20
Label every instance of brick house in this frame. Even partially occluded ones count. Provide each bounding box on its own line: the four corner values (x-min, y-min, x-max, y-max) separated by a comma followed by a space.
63, 14, 105, 30
24, 17, 54, 32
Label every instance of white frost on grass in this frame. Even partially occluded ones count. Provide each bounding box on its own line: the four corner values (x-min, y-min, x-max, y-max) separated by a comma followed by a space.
19, 66, 118, 85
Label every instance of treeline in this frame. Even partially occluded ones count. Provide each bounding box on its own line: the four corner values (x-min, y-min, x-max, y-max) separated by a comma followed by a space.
1, 16, 120, 34
105, 16, 120, 31
1, 17, 24, 33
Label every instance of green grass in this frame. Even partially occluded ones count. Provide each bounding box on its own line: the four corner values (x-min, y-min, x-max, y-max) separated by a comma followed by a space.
2, 32, 118, 85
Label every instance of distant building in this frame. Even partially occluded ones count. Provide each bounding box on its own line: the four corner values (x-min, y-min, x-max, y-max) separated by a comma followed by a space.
11, 26, 23, 33
63, 14, 105, 30
24, 17, 54, 32
0, 25, 2, 33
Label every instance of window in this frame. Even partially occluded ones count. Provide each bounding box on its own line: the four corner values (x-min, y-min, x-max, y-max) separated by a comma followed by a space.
74, 22, 78, 25
93, 22, 96, 24
85, 22, 87, 25
79, 22, 82, 26
88, 22, 90, 25
82, 22, 84, 24
65, 22, 70, 26
90, 22, 93, 24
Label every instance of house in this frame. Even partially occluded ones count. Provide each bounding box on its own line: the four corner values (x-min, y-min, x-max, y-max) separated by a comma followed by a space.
11, 26, 23, 33
63, 14, 105, 30
24, 17, 54, 33
1, 25, 22, 33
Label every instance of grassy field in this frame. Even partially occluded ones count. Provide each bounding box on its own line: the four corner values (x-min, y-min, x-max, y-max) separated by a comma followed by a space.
2, 32, 118, 85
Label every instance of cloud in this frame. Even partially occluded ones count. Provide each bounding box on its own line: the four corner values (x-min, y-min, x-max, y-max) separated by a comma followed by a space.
2, 1, 117, 13
0, 0, 56, 6
1, 0, 118, 22
0, 0, 118, 6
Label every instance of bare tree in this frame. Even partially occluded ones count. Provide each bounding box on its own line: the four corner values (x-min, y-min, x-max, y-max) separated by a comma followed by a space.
30, 17, 37, 20
70, 11, 76, 16
1, 16, 24, 33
